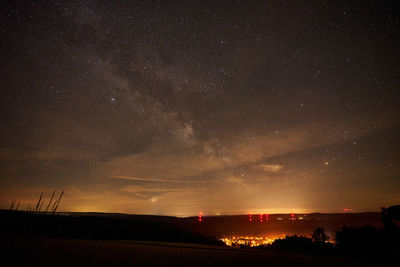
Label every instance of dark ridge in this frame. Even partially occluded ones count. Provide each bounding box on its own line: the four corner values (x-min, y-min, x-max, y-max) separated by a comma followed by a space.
0, 210, 222, 246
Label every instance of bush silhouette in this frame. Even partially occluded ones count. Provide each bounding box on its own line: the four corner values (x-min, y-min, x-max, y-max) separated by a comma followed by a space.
270, 235, 313, 251
335, 226, 386, 255
312, 227, 329, 243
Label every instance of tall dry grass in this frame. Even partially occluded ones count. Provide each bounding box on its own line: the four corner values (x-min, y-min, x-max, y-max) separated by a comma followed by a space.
9, 191, 64, 214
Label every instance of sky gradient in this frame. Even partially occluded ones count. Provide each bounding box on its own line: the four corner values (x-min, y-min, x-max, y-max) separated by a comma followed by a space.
1, 0, 399, 216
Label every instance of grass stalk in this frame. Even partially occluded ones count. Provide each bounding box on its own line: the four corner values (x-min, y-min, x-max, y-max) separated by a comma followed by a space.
53, 190, 64, 213
35, 192, 43, 212
38, 198, 44, 211
10, 199, 15, 210
45, 191, 56, 213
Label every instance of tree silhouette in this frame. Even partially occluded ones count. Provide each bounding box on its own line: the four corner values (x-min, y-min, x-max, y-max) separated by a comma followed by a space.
312, 227, 329, 243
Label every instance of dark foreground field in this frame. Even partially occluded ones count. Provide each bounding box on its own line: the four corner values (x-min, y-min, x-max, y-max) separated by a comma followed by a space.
1, 236, 389, 267
1, 210, 398, 266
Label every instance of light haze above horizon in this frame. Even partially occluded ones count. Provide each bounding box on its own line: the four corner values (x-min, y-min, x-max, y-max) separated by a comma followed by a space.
1, 1, 399, 216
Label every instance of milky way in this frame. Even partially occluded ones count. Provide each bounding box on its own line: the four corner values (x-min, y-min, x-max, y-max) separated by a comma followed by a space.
1, 1, 399, 215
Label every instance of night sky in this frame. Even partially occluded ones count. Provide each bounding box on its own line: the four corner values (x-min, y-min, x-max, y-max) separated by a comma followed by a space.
1, 1, 399, 216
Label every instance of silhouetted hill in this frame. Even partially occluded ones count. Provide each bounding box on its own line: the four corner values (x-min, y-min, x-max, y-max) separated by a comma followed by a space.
1, 210, 383, 243
182, 212, 383, 238
0, 210, 220, 245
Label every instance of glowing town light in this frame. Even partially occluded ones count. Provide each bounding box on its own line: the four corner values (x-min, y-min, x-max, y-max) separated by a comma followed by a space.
259, 213, 263, 222
249, 212, 252, 222
220, 235, 286, 247
266, 214, 269, 221
198, 211, 202, 222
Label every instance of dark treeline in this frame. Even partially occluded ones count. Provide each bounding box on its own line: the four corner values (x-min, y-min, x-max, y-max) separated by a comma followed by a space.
254, 207, 400, 262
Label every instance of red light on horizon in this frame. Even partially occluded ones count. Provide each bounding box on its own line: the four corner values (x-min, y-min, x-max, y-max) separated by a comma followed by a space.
249, 212, 252, 222
198, 211, 202, 222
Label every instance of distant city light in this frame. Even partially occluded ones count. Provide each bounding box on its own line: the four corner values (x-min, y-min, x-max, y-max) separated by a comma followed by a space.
220, 235, 285, 247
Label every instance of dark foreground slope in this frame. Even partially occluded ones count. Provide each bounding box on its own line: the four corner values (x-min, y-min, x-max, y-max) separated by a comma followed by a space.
0, 210, 219, 245
1, 210, 398, 266
0, 210, 383, 242
1, 236, 390, 267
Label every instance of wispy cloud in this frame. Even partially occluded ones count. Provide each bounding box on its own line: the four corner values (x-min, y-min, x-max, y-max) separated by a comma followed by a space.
259, 164, 284, 173
110, 175, 201, 183
120, 185, 179, 193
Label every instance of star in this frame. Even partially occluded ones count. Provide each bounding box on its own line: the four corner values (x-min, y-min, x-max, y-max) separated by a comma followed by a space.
1, 0, 398, 216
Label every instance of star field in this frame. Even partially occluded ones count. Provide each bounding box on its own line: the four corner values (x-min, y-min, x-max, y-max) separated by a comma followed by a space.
0, 0, 399, 215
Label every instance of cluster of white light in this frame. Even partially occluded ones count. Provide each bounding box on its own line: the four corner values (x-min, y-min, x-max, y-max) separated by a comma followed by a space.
220, 235, 285, 247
